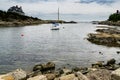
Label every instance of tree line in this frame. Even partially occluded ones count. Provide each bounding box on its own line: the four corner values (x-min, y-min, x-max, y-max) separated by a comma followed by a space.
0, 10, 41, 22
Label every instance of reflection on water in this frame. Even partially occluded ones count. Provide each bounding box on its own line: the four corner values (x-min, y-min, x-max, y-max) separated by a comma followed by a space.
0, 23, 119, 73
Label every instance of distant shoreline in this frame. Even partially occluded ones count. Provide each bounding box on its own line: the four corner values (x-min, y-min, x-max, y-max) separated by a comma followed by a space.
98, 21, 120, 26
96, 10, 120, 26
0, 21, 44, 27
0, 10, 77, 27
0, 20, 77, 27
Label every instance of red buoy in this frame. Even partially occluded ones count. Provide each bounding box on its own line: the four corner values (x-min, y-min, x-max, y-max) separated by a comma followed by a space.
21, 34, 24, 36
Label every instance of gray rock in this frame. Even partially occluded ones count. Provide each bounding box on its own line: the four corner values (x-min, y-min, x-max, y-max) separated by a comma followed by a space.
75, 72, 89, 80
73, 67, 89, 74
87, 69, 111, 80
88, 68, 98, 72
79, 67, 89, 74
0, 74, 14, 80
33, 62, 55, 72
11, 69, 27, 80
59, 74, 78, 80
41, 62, 55, 70
27, 75, 47, 80
105, 64, 120, 70
27, 71, 42, 78
54, 71, 61, 77
33, 64, 43, 71
0, 69, 27, 80
92, 61, 103, 68
61, 68, 72, 75
72, 67, 81, 72
54, 78, 60, 80
116, 51, 120, 54
107, 58, 116, 66
111, 68, 120, 80
45, 73, 56, 80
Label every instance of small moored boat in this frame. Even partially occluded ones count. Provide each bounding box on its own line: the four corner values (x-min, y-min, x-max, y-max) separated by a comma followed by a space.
51, 4, 60, 30
51, 22, 60, 30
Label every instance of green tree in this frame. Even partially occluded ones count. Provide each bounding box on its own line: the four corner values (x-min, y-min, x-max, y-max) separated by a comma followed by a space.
108, 13, 120, 22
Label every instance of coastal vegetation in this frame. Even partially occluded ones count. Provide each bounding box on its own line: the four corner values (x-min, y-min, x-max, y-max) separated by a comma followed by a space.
98, 10, 120, 26
88, 10, 120, 47
0, 10, 76, 27
0, 10, 40, 21
0, 10, 46, 27
108, 13, 120, 22
0, 5, 77, 27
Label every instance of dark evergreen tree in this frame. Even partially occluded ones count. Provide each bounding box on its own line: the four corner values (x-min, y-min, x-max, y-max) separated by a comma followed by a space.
108, 13, 120, 22
0, 10, 41, 21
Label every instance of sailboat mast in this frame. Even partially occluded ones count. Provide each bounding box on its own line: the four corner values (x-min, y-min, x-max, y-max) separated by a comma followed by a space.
57, 0, 59, 22
58, 7, 59, 21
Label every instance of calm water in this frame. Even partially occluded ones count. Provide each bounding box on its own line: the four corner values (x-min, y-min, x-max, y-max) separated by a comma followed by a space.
0, 23, 119, 73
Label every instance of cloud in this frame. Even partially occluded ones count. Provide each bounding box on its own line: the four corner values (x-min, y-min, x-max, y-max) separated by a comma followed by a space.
0, 0, 120, 21
79, 0, 115, 4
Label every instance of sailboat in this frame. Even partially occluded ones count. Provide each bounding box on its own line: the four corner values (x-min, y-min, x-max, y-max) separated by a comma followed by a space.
51, 7, 60, 30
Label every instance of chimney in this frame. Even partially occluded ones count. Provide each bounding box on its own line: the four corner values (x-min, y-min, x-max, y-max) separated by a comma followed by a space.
16, 5, 18, 8
116, 10, 119, 14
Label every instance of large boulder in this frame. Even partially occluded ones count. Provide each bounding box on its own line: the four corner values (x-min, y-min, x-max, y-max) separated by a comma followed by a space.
87, 69, 111, 80
59, 74, 78, 80
105, 58, 118, 70
105, 64, 120, 70
75, 72, 89, 80
111, 68, 120, 80
45, 73, 56, 80
0, 75, 14, 80
60, 68, 72, 75
0, 69, 27, 80
11, 69, 27, 80
27, 75, 47, 80
72, 67, 89, 74
92, 61, 103, 68
33, 62, 55, 72
27, 71, 42, 78
107, 58, 116, 66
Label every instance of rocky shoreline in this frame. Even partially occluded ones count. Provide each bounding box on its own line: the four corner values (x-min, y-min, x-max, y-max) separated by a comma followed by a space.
0, 59, 120, 80
87, 27, 120, 47
98, 21, 120, 26
0, 21, 43, 27
0, 10, 77, 27
0, 20, 77, 27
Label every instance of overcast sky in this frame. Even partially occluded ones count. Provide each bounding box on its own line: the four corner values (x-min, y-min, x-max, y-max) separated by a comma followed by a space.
0, 0, 120, 21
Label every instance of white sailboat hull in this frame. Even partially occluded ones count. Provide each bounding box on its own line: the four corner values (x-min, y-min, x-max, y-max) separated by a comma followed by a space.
51, 25, 60, 30
51, 28, 60, 30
